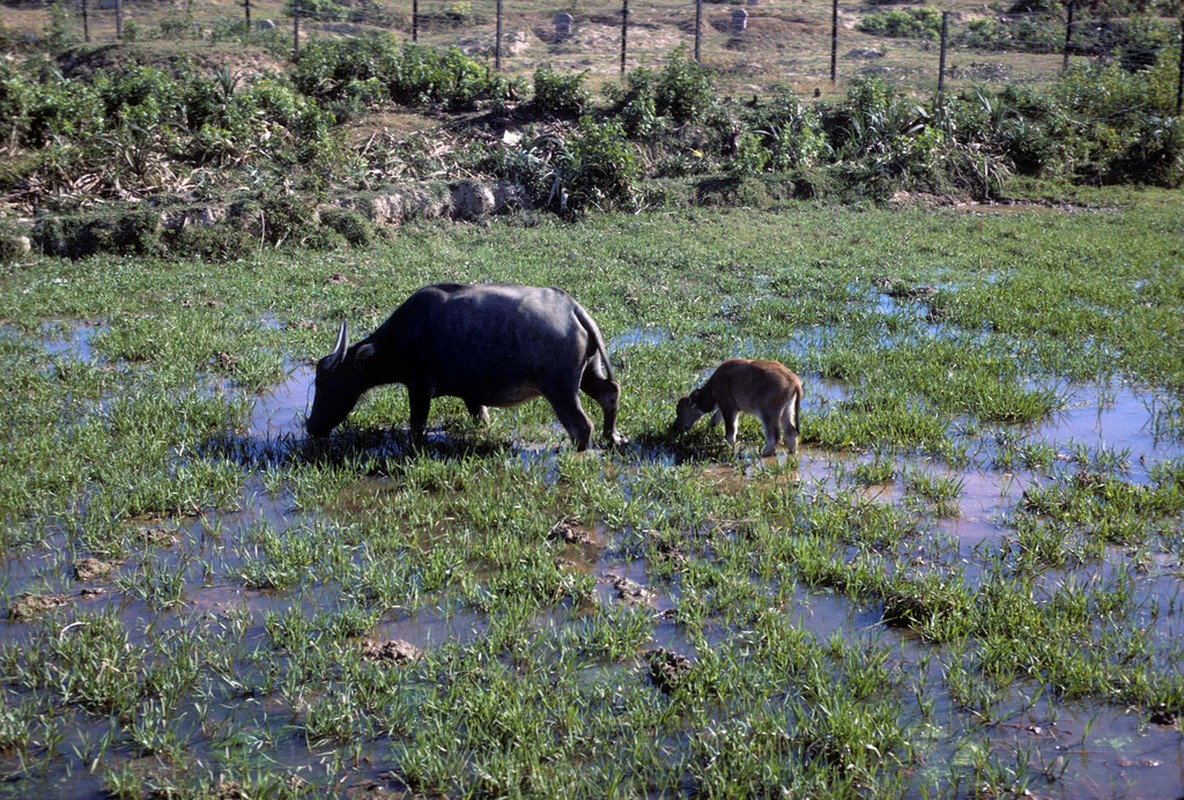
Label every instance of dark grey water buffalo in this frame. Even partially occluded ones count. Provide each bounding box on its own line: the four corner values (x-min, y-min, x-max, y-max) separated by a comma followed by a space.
306, 283, 625, 450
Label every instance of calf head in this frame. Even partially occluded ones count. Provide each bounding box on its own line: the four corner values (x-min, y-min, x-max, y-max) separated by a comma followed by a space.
306, 321, 375, 437
670, 388, 714, 434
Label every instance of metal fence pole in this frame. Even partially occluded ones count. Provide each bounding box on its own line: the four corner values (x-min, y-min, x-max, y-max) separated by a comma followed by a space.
938, 11, 948, 95
293, 0, 300, 57
81, 0, 89, 42
1177, 19, 1184, 116
115, 0, 122, 38
620, 0, 629, 74
830, 0, 838, 85
412, 0, 418, 42
694, 0, 702, 63
243, 0, 251, 31
495, 0, 503, 70
1062, 1, 1074, 72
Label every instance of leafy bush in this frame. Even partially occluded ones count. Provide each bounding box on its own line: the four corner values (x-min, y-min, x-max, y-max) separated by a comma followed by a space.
956, 17, 1063, 53
292, 36, 511, 111
750, 85, 830, 171
284, 0, 352, 22
727, 131, 771, 178
553, 117, 639, 216
319, 207, 375, 247
170, 223, 257, 261
607, 45, 717, 134
857, 8, 943, 40
1107, 116, 1184, 187
532, 65, 590, 118
32, 209, 164, 258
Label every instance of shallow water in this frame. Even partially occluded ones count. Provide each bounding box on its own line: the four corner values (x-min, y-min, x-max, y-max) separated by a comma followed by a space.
4, 320, 1183, 799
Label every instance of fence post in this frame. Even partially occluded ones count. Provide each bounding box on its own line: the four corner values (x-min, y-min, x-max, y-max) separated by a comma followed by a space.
830, 0, 838, 85
412, 0, 418, 41
243, 0, 251, 30
1062, 0, 1074, 72
293, 0, 300, 57
695, 0, 702, 62
81, 0, 89, 42
1177, 18, 1183, 116
621, 0, 629, 74
937, 11, 948, 95
115, 0, 122, 38
495, 0, 503, 70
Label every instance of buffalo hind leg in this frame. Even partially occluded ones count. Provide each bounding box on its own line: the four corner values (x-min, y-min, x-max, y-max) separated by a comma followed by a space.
580, 369, 626, 447
465, 400, 491, 427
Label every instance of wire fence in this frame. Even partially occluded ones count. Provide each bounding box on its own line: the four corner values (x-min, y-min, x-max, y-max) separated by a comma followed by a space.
46, 0, 1184, 105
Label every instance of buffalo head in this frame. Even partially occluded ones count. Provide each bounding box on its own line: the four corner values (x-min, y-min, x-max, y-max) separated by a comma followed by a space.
306, 321, 375, 437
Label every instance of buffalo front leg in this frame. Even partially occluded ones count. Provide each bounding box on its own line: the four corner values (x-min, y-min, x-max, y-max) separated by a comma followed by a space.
407, 389, 432, 444
547, 394, 594, 451
580, 370, 626, 447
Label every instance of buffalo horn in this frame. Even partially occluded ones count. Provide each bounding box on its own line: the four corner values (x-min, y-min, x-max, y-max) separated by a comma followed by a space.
327, 320, 349, 369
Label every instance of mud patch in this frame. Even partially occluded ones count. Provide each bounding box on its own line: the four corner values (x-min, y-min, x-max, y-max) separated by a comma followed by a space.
73, 557, 118, 581
644, 647, 693, 694
7, 592, 72, 620
361, 638, 422, 665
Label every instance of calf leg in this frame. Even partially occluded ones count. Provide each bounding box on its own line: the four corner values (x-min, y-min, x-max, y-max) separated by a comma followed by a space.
720, 404, 740, 451
781, 401, 799, 454
580, 368, 626, 447
758, 411, 781, 457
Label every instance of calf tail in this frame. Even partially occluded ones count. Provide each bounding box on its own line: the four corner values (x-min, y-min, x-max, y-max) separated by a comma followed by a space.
794, 387, 802, 434
573, 302, 616, 383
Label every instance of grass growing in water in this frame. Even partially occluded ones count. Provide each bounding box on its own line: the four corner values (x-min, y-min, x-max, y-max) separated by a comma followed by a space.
0, 192, 1182, 797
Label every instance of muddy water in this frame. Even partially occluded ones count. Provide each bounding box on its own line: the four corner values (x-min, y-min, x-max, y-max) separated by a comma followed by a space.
249, 364, 314, 440
6, 320, 1184, 799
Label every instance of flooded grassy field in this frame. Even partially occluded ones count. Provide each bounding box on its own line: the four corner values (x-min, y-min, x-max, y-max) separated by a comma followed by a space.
1, 193, 1182, 798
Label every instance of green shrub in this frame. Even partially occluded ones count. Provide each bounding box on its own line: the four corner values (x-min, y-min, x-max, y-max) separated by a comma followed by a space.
0, 230, 30, 263
292, 37, 511, 111
727, 130, 770, 178
319, 207, 375, 247
956, 16, 1063, 53
169, 223, 257, 261
554, 117, 639, 216
1107, 116, 1184, 187
607, 46, 717, 133
31, 209, 163, 259
284, 0, 351, 21
532, 65, 590, 118
652, 45, 716, 124
857, 7, 942, 40
751, 85, 830, 171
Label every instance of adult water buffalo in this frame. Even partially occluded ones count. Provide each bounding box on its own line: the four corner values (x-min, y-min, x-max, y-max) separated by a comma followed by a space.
306, 283, 625, 450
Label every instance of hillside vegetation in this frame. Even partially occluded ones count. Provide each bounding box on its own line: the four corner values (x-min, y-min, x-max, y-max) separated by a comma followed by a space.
0, 0, 1181, 259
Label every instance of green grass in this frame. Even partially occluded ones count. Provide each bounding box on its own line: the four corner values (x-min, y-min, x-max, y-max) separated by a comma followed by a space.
0, 191, 1182, 797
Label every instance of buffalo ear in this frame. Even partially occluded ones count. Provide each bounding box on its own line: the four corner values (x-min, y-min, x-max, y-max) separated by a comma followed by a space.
345, 343, 376, 369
